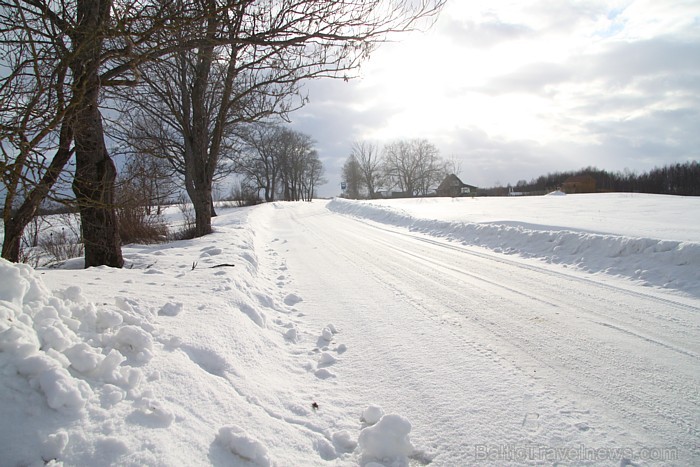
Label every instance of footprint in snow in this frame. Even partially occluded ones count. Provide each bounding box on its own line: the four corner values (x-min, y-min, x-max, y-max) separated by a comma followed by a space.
200, 247, 223, 258
318, 352, 337, 367
314, 368, 335, 379
316, 325, 339, 349
320, 324, 338, 341
284, 328, 299, 343
284, 293, 303, 306
159, 302, 183, 317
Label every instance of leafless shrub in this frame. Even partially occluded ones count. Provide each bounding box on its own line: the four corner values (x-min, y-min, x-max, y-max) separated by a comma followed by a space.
169, 193, 197, 240
116, 204, 169, 244
115, 162, 170, 244
39, 228, 84, 264
229, 179, 260, 207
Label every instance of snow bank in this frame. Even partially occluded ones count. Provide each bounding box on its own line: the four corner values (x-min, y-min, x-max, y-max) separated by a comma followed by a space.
328, 198, 700, 296
2, 205, 374, 465
0, 261, 157, 464
1, 261, 95, 415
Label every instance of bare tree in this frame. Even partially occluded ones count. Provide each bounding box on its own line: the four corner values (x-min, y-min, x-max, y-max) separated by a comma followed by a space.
235, 123, 324, 201
118, 0, 445, 236
114, 158, 169, 245
235, 124, 284, 202
443, 155, 463, 178
0, 0, 181, 267
301, 151, 325, 201
383, 140, 418, 196
2, 0, 444, 265
413, 138, 444, 196
0, 1, 75, 262
276, 128, 321, 201
117, 151, 178, 216
383, 139, 443, 196
342, 155, 363, 199
351, 141, 383, 198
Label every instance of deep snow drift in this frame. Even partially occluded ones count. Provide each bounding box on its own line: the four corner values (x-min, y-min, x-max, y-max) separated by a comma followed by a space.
1, 194, 698, 465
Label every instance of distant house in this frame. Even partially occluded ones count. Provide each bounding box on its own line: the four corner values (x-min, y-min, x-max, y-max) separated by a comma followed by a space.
562, 175, 596, 194
437, 174, 478, 197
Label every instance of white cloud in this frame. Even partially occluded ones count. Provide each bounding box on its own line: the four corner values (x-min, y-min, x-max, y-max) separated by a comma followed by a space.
290, 0, 700, 196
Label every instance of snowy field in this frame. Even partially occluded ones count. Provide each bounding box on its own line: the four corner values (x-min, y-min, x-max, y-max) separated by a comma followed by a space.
1, 193, 698, 466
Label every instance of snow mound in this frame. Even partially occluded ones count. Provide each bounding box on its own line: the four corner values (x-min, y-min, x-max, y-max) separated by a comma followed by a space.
320, 323, 338, 342
0, 258, 154, 462
314, 367, 336, 379
358, 413, 414, 467
284, 293, 303, 306
318, 351, 337, 366
217, 425, 272, 466
284, 327, 299, 342
41, 430, 69, 461
0, 260, 96, 414
112, 325, 153, 363
360, 404, 385, 426
332, 430, 357, 452
159, 301, 183, 316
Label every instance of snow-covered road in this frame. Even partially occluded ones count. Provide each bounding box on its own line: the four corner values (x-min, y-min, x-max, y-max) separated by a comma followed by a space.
254, 201, 700, 465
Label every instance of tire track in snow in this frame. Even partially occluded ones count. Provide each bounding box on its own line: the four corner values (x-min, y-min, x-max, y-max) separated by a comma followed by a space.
271, 203, 699, 463
336, 215, 700, 450
366, 227, 700, 360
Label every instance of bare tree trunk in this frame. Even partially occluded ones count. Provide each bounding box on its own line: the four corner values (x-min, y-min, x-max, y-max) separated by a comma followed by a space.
72, 101, 123, 268
70, 0, 123, 268
186, 179, 213, 237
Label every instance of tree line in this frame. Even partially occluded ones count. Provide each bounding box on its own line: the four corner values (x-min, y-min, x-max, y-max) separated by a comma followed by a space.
235, 124, 324, 203
494, 162, 700, 196
341, 139, 460, 199
0, 0, 445, 266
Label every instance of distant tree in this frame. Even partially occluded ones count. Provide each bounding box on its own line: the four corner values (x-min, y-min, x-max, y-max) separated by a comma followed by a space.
351, 141, 383, 198
302, 152, 326, 201
487, 161, 700, 196
383, 139, 443, 196
114, 158, 169, 245
116, 149, 179, 216
235, 124, 324, 201
276, 129, 322, 201
235, 124, 284, 202
342, 155, 363, 199
413, 139, 445, 196
443, 156, 463, 178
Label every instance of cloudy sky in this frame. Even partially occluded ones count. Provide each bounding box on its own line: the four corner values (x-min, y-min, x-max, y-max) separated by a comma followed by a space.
288, 0, 700, 197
